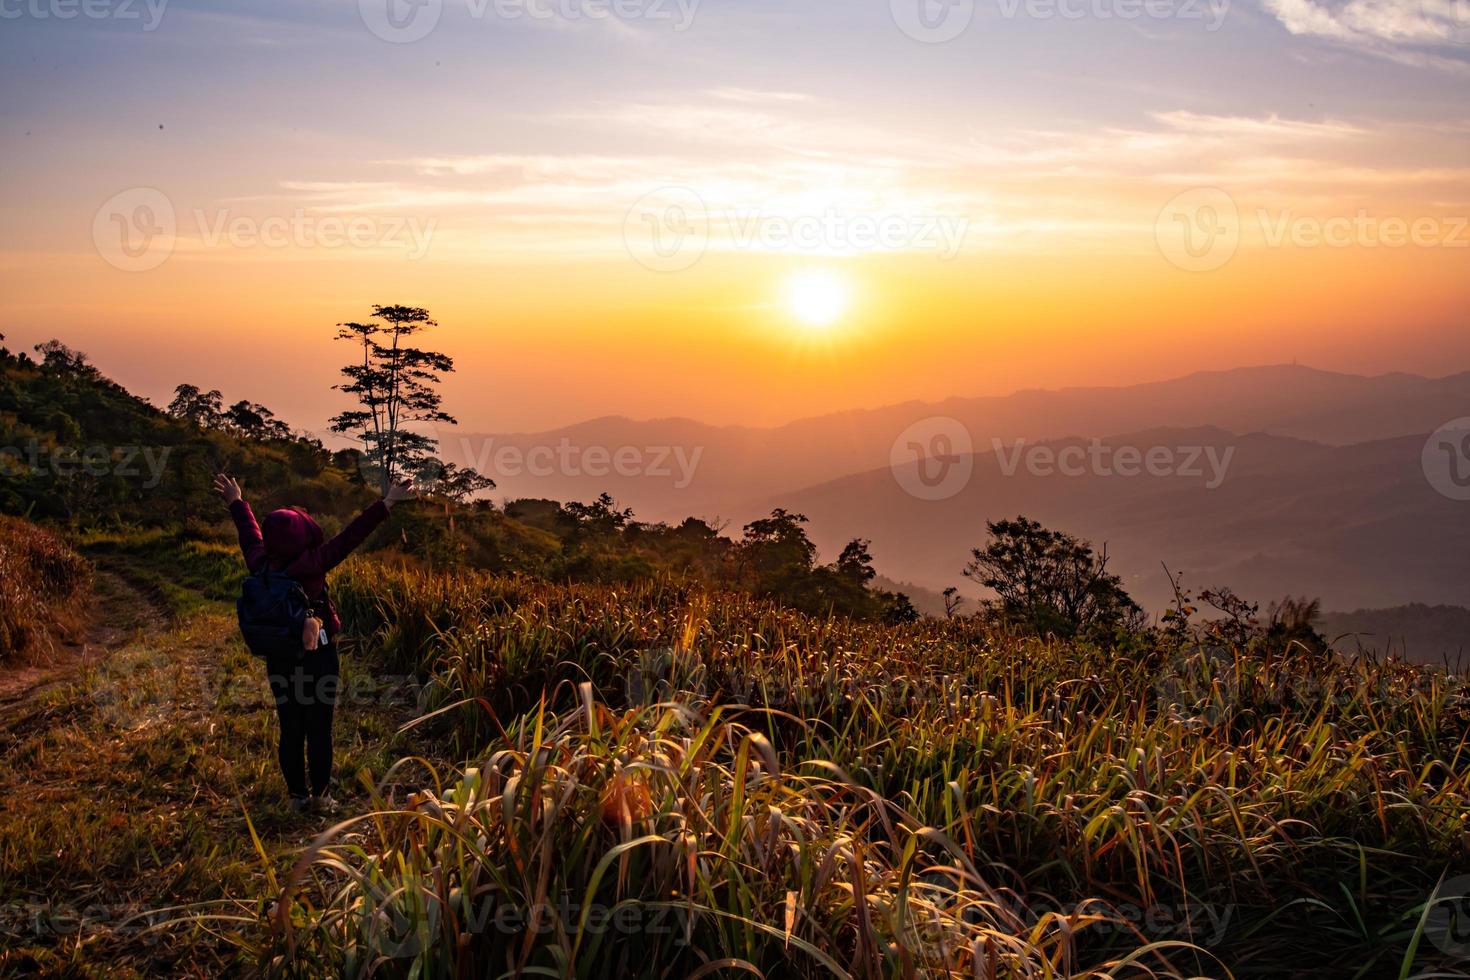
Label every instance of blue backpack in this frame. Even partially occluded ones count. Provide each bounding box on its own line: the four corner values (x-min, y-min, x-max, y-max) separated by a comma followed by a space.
237, 567, 312, 659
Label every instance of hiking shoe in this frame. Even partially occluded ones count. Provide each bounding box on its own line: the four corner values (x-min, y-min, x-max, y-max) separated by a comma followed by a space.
310, 793, 340, 815
288, 796, 311, 814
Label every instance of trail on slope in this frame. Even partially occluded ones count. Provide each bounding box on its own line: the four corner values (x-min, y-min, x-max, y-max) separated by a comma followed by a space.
0, 567, 170, 732
0, 562, 430, 977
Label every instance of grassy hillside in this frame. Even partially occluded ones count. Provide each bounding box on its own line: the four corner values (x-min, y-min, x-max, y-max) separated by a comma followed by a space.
0, 342, 913, 622
5, 340, 1469, 976
247, 562, 1470, 977
0, 342, 375, 530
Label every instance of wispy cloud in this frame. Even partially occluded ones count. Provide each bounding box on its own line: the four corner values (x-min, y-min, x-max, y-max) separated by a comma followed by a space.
1260, 0, 1470, 73
246, 97, 1470, 262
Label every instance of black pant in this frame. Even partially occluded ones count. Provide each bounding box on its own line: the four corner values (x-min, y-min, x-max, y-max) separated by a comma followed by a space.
265, 644, 340, 799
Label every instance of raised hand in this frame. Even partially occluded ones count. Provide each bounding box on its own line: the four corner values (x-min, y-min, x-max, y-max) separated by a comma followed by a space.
383, 478, 416, 508
213, 473, 243, 505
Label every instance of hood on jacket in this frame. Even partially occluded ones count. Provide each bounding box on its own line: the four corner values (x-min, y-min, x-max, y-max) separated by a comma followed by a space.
262, 507, 324, 565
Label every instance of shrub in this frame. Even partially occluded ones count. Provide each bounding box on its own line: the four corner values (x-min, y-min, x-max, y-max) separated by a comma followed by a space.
0, 516, 90, 660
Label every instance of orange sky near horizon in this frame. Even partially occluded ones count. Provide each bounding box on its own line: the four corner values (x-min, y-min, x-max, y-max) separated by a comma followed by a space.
5, 238, 1467, 434
3, 3, 1468, 434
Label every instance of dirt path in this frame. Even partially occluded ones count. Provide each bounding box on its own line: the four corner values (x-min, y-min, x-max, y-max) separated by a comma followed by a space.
0, 570, 428, 977
0, 567, 170, 723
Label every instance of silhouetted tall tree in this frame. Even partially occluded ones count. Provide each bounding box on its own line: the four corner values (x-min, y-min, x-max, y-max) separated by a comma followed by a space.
330, 305, 458, 494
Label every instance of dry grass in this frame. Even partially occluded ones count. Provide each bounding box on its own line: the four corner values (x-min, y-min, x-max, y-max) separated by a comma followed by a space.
243, 563, 1470, 978
0, 516, 90, 663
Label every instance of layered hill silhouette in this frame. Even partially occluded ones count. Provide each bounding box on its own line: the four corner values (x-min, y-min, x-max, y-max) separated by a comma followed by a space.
770, 426, 1464, 613
8, 340, 1466, 657
448, 365, 1470, 629
450, 364, 1470, 518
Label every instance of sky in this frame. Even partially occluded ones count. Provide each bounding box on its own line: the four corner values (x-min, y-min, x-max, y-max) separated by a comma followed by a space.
1, 0, 1468, 433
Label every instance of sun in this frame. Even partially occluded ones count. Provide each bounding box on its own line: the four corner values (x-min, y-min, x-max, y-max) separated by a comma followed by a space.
784, 269, 851, 330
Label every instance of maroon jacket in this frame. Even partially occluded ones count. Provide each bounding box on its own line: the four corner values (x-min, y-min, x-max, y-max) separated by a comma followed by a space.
229, 499, 389, 636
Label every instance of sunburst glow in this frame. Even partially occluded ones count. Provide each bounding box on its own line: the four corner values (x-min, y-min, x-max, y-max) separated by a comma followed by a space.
784, 269, 851, 330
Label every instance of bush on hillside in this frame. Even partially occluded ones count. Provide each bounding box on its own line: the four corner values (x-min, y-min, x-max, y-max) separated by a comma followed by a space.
0, 516, 90, 660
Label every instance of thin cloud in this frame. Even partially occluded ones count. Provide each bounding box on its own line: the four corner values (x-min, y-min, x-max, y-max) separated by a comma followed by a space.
254, 104, 1468, 262
1260, 0, 1470, 73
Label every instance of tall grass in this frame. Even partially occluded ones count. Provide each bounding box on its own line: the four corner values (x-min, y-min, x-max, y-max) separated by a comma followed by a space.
258, 562, 1470, 977
0, 515, 90, 661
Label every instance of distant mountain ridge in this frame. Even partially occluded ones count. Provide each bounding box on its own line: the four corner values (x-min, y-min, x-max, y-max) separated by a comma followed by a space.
770, 426, 1465, 614
448, 364, 1470, 522
1321, 604, 1470, 666
445, 364, 1470, 616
